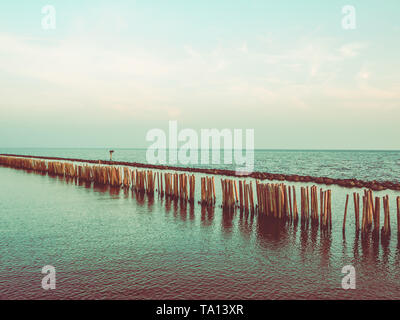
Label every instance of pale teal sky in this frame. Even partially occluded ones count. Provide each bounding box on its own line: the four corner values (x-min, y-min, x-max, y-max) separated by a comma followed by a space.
0, 0, 399, 149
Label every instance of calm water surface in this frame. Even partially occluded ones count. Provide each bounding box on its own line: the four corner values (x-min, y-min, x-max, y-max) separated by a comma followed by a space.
1, 149, 400, 299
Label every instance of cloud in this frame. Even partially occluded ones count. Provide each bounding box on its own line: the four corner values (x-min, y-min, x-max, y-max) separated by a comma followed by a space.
339, 43, 367, 58
0, 28, 395, 126
238, 42, 248, 54
183, 45, 230, 72
0, 33, 170, 83
0, 32, 176, 119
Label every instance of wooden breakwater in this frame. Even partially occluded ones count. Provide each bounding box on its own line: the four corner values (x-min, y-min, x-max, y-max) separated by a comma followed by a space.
341, 189, 400, 240
220, 178, 333, 230
1, 153, 400, 191
1, 155, 399, 238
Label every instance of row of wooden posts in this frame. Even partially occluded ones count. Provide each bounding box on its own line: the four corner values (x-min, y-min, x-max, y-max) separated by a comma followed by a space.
1, 156, 399, 235
0, 156, 197, 202
56, 161, 195, 202
343, 191, 400, 236
201, 176, 216, 205
220, 179, 333, 229
162, 172, 196, 203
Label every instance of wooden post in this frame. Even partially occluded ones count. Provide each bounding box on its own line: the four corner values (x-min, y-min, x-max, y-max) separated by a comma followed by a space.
249, 182, 254, 213
212, 177, 216, 204
374, 197, 380, 233
324, 191, 328, 229
289, 186, 293, 219
244, 183, 249, 212
343, 194, 349, 234
361, 195, 366, 232
306, 187, 310, 221
327, 190, 332, 229
283, 185, 288, 218
239, 181, 243, 210
397, 196, 400, 234
300, 187, 304, 221
221, 179, 225, 207
383, 196, 387, 235
386, 195, 391, 234
353, 193, 359, 232
293, 186, 298, 220
368, 190, 374, 229
320, 188, 323, 226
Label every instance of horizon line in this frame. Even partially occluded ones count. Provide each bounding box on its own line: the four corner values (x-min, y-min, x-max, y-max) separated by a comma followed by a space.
1, 147, 400, 152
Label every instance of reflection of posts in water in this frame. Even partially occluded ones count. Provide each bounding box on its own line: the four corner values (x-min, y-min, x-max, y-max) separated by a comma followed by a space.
301, 212, 309, 230
381, 229, 391, 251
147, 193, 155, 209
84, 180, 92, 189
310, 220, 318, 248
255, 215, 290, 249
123, 185, 130, 199
130, 189, 155, 209
341, 230, 348, 260
291, 218, 299, 244
164, 196, 172, 213
173, 198, 179, 218
238, 209, 253, 238
360, 230, 373, 262
397, 196, 400, 234
179, 201, 187, 221
353, 231, 360, 260
109, 186, 120, 197
371, 227, 380, 263
299, 221, 309, 259
189, 203, 195, 221
93, 182, 109, 194
133, 189, 146, 206
319, 229, 332, 267
201, 205, 214, 226
221, 207, 235, 234
395, 234, 400, 265
78, 178, 92, 190
381, 233, 391, 266
342, 194, 349, 236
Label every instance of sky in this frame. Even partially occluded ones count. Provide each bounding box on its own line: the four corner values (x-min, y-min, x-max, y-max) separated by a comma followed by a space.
0, 0, 399, 149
